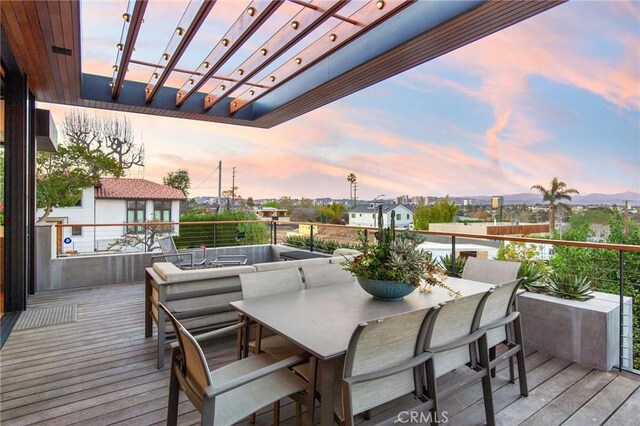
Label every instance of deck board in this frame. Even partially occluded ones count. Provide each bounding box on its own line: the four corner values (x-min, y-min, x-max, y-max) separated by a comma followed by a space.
1, 282, 637, 425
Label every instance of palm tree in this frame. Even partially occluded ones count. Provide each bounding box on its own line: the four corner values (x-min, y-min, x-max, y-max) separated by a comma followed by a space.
346, 173, 357, 205
531, 177, 579, 231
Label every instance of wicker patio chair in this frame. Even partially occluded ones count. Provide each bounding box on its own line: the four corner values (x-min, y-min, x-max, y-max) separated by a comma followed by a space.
159, 303, 309, 426
478, 278, 529, 395
417, 290, 496, 426
462, 257, 521, 285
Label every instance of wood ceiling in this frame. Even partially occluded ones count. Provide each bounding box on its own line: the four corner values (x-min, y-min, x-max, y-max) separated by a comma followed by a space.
1, 0, 565, 129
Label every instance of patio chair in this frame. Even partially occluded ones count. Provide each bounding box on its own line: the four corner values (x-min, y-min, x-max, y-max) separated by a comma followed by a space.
301, 263, 355, 289
461, 257, 520, 285
158, 304, 309, 426
340, 309, 431, 426
156, 235, 205, 267
478, 278, 528, 395
239, 269, 307, 360
417, 290, 495, 426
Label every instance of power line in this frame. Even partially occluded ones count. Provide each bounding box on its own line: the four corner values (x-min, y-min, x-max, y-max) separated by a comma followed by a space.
193, 163, 220, 189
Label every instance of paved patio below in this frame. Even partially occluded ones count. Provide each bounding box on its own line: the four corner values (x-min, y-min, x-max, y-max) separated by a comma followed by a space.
1, 283, 638, 425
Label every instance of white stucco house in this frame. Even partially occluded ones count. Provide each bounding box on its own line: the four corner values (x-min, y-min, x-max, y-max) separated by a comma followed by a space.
38, 178, 186, 254
348, 203, 414, 229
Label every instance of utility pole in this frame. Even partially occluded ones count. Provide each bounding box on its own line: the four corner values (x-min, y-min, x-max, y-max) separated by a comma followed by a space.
231, 167, 236, 211
217, 160, 222, 210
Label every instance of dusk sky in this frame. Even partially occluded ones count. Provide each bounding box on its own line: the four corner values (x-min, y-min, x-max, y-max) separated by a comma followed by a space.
42, 0, 640, 200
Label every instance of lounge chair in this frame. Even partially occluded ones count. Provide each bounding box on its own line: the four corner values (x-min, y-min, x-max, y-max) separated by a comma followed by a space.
156, 235, 205, 267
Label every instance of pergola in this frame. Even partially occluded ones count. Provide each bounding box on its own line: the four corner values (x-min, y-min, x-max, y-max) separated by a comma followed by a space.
2, 0, 562, 129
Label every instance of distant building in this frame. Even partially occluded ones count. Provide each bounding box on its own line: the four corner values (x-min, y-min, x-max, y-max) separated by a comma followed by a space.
37, 178, 186, 253
254, 207, 289, 221
397, 195, 410, 205
491, 196, 504, 209
348, 203, 414, 229
411, 196, 427, 206
463, 199, 471, 206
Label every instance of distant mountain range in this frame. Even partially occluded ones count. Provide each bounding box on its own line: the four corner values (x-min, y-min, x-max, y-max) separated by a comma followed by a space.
455, 191, 640, 206
194, 192, 639, 206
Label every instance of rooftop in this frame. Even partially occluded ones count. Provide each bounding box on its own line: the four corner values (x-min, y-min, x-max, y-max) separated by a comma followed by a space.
95, 178, 187, 201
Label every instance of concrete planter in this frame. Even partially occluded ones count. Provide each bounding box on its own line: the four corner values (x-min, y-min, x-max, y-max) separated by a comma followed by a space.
517, 291, 633, 371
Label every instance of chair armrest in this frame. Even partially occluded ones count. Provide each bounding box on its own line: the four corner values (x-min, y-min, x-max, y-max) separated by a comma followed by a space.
205, 354, 310, 398
425, 329, 486, 354
481, 312, 519, 331
193, 321, 249, 343
343, 351, 434, 386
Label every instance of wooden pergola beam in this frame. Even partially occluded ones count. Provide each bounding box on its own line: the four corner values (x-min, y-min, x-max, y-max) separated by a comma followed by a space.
111, 0, 147, 100
144, 0, 216, 104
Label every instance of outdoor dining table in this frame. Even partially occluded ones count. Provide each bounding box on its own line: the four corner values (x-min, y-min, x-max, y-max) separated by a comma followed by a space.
230, 277, 495, 425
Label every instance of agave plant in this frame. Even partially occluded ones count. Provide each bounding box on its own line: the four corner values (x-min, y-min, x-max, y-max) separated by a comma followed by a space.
438, 254, 466, 278
518, 261, 547, 292
544, 272, 594, 301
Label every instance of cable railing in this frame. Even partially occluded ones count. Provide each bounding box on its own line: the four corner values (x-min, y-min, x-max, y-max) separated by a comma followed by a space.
53, 219, 639, 374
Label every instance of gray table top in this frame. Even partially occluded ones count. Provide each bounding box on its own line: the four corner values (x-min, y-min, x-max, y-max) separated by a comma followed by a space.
231, 277, 495, 360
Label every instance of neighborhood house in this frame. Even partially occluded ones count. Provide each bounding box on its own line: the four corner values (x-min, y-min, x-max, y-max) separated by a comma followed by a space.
38, 178, 186, 254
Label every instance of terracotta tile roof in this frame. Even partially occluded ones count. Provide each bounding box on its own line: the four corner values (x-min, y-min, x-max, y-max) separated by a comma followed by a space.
95, 178, 186, 200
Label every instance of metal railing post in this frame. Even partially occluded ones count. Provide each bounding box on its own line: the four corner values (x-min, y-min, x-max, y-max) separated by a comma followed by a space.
273, 221, 277, 245
619, 249, 625, 371
451, 236, 457, 276
213, 223, 217, 248
310, 225, 314, 252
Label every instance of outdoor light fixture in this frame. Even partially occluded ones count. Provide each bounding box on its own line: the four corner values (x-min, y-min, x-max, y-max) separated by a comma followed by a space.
175, 27, 184, 35
203, 61, 210, 68
116, 43, 123, 50
269, 75, 276, 82
152, 72, 159, 79
189, 79, 194, 85
162, 53, 170, 60
249, 90, 255, 95
177, 93, 182, 98
220, 84, 226, 90
122, 13, 130, 22
109, 82, 114, 87
112, 65, 119, 71
329, 33, 337, 42
247, 7, 255, 16
295, 57, 302, 64
376, 1, 385, 10
206, 97, 210, 102
260, 48, 268, 56
221, 38, 229, 46
145, 88, 150, 93
232, 101, 237, 107
237, 69, 244, 75
291, 20, 299, 29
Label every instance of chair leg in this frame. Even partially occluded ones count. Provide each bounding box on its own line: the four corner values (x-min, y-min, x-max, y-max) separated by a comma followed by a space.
478, 335, 496, 426
425, 358, 439, 426
489, 346, 496, 378
295, 401, 302, 426
167, 365, 180, 426
514, 316, 529, 396
201, 400, 215, 426
273, 401, 280, 426
508, 355, 515, 384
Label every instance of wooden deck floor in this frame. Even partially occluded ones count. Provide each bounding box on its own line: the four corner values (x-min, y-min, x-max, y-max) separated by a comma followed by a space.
1, 282, 638, 426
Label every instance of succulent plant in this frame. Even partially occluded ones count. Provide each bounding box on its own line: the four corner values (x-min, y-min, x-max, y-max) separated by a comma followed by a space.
438, 254, 466, 278
544, 272, 594, 301
518, 261, 547, 292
